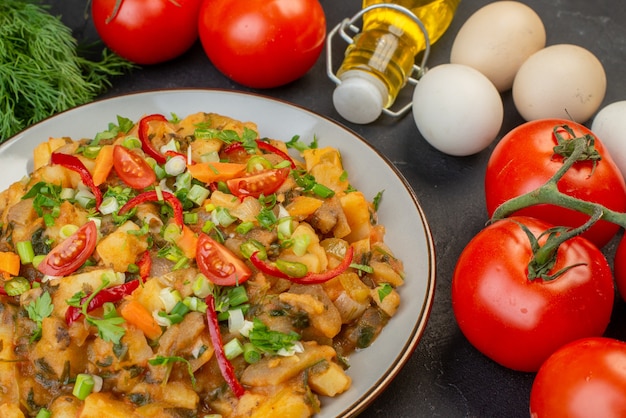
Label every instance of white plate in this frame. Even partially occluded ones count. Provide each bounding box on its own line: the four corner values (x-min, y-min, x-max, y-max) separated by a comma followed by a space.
1, 89, 435, 417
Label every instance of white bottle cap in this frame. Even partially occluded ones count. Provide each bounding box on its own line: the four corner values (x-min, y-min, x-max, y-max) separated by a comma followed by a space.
332, 70, 388, 124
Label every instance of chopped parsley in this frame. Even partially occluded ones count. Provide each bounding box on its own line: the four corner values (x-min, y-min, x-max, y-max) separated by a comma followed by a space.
26, 291, 53, 342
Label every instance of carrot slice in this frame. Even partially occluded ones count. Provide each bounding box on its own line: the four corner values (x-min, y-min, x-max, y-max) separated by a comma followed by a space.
178, 225, 198, 259
92, 144, 115, 186
187, 162, 246, 184
119, 299, 162, 340
0, 252, 20, 276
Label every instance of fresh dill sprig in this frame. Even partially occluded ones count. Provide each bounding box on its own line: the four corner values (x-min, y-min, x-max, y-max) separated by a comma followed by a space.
0, 1, 135, 142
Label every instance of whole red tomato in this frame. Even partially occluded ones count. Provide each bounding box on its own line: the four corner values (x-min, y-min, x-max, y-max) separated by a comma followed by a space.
92, 0, 203, 65
451, 216, 614, 372
530, 337, 626, 418
614, 235, 626, 300
485, 119, 626, 248
198, 0, 326, 88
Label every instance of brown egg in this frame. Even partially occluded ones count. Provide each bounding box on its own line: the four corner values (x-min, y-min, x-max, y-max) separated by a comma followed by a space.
450, 1, 546, 92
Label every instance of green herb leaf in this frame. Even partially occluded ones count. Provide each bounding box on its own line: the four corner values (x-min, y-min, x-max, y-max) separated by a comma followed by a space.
26, 291, 54, 341
248, 318, 301, 354
0, 1, 135, 142
377, 283, 393, 302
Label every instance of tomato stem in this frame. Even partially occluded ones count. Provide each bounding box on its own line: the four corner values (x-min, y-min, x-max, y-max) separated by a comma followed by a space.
491, 125, 626, 230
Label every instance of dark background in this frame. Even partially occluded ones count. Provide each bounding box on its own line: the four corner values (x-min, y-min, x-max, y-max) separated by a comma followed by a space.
45, 0, 626, 416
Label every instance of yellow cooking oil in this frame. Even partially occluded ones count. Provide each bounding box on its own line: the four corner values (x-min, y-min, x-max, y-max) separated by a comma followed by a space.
337, 0, 460, 108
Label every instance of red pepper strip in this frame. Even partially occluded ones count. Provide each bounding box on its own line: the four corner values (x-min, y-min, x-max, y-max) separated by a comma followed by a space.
118, 190, 184, 227
205, 294, 245, 398
136, 251, 152, 282
51, 152, 103, 208
255, 140, 296, 169
250, 246, 354, 284
65, 280, 140, 325
224, 140, 296, 169
138, 114, 168, 165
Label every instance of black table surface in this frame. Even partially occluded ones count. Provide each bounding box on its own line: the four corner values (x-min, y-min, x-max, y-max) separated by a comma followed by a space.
45, 1, 626, 417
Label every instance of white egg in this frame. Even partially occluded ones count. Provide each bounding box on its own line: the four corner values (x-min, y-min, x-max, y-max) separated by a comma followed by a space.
412, 63, 503, 156
450, 1, 546, 92
591, 101, 626, 179
512, 44, 606, 123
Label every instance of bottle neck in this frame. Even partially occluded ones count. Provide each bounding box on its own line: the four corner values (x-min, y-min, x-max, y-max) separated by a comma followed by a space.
337, 28, 417, 108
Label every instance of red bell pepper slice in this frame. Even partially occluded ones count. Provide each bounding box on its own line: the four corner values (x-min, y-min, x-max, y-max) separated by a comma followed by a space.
250, 246, 354, 284
224, 140, 296, 169
118, 190, 184, 227
205, 294, 245, 398
65, 280, 140, 325
51, 152, 103, 208
138, 114, 168, 165
136, 251, 152, 281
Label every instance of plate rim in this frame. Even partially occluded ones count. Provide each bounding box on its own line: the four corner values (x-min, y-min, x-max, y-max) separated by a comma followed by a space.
1, 88, 436, 417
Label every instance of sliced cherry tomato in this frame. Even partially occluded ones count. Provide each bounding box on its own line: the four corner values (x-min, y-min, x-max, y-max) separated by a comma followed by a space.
196, 233, 251, 286
226, 167, 290, 199
38, 221, 98, 277
113, 145, 156, 189
452, 216, 614, 372
530, 337, 626, 417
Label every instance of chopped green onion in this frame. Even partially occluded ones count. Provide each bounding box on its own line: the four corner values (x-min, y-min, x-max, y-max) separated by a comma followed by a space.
243, 342, 262, 364
192, 274, 213, 298
154, 164, 167, 180
165, 155, 186, 176
223, 338, 244, 360
159, 287, 182, 313
82, 146, 102, 159
187, 184, 210, 206
163, 223, 181, 243
60, 187, 76, 200
74, 189, 95, 209
122, 136, 142, 149
246, 156, 272, 172
160, 139, 179, 154
16, 241, 35, 264
32, 255, 45, 269
235, 221, 254, 235
212, 207, 236, 227
202, 220, 215, 234
4, 276, 30, 296
99, 196, 119, 215
228, 286, 249, 307
171, 300, 190, 317
59, 224, 79, 239
240, 239, 267, 260
175, 171, 192, 192
291, 234, 311, 257
275, 259, 308, 278
273, 160, 292, 169
276, 217, 294, 239
72, 373, 96, 400
228, 308, 245, 333
311, 183, 335, 198
184, 212, 198, 225
183, 296, 207, 313
35, 408, 52, 418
